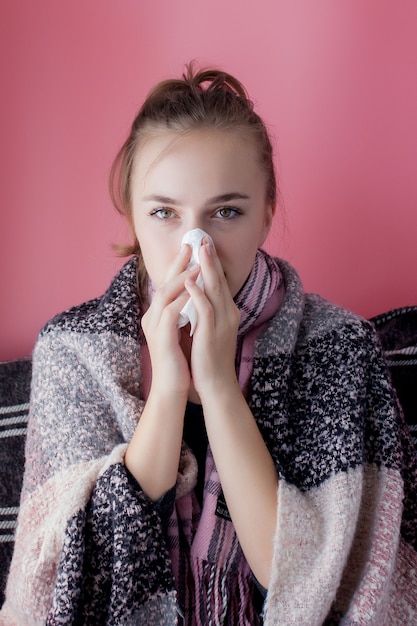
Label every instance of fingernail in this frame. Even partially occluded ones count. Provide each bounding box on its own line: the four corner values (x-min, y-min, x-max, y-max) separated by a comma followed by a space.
204, 240, 213, 255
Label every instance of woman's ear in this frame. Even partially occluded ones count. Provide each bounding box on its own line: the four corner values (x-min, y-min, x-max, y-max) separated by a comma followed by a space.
258, 204, 274, 246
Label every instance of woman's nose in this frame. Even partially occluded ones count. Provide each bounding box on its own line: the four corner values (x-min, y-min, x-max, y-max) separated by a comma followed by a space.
181, 220, 213, 241
183, 216, 206, 233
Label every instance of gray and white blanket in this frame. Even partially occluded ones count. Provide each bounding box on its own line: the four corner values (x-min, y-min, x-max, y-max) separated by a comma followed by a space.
1, 257, 416, 625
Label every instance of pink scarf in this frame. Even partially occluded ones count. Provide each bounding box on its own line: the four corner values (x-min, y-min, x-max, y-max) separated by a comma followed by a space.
167, 249, 285, 624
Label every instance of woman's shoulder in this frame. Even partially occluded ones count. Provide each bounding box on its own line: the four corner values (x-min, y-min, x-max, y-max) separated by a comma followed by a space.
264, 258, 377, 356
39, 257, 141, 341
301, 292, 375, 345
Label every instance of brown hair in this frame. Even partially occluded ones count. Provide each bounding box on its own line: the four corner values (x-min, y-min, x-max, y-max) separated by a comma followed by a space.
109, 62, 278, 297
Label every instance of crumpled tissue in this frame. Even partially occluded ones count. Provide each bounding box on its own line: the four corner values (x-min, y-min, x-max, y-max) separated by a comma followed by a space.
178, 228, 213, 335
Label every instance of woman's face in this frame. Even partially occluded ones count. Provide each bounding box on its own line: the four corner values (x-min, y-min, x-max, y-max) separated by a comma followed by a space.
131, 128, 273, 297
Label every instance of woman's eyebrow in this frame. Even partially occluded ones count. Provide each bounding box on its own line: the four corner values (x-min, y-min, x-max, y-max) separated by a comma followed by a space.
142, 192, 250, 205
208, 193, 250, 203
143, 194, 179, 204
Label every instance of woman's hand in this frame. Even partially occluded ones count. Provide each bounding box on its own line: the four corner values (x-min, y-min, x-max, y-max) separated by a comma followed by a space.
142, 243, 198, 398
184, 238, 241, 398
125, 244, 199, 501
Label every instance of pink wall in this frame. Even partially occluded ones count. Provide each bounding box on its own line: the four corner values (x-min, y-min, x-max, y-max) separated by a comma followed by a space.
1, 0, 416, 361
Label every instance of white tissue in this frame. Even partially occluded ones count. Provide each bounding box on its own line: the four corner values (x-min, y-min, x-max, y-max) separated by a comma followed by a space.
177, 228, 213, 335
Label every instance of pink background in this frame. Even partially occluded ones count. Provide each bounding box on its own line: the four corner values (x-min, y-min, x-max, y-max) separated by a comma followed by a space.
1, 0, 416, 361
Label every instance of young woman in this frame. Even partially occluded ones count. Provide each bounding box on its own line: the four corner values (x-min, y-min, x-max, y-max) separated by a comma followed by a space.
1, 65, 416, 625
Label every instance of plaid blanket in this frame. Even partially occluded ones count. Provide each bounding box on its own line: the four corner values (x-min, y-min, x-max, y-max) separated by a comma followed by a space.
0, 259, 416, 624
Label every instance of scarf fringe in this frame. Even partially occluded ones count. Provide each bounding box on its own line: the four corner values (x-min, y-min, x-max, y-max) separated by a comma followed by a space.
187, 557, 260, 626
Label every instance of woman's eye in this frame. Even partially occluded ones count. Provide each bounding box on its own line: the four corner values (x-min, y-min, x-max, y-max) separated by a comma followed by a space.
151, 208, 175, 220
215, 207, 241, 219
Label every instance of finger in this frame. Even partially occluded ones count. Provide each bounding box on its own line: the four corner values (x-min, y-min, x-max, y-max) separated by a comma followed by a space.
142, 288, 190, 339
196, 243, 241, 333
198, 240, 231, 302
161, 243, 192, 285
150, 265, 200, 321
184, 274, 240, 337
184, 275, 214, 328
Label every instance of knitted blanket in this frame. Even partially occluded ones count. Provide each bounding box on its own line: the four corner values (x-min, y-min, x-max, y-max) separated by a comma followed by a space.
1, 257, 416, 625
